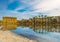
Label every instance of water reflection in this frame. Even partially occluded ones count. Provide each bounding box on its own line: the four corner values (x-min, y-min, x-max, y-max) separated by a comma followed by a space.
1, 24, 60, 33
11, 26, 60, 42
1, 25, 17, 30
17, 25, 60, 33
1, 25, 60, 42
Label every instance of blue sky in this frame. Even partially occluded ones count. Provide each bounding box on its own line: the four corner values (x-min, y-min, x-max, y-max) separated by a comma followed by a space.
0, 0, 60, 20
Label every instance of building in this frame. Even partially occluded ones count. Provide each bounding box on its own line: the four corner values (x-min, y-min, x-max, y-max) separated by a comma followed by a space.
2, 17, 17, 30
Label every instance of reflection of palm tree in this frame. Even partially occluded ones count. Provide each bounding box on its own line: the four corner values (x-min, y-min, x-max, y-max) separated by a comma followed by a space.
47, 16, 53, 32
41, 15, 43, 33
33, 17, 36, 31
47, 16, 50, 32
44, 15, 47, 32
37, 15, 41, 33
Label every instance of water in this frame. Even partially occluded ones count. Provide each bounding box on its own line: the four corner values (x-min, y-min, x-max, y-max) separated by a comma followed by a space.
11, 26, 60, 42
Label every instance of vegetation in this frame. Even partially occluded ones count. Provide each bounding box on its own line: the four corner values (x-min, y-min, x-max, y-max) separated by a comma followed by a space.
0, 15, 60, 32
17, 15, 60, 32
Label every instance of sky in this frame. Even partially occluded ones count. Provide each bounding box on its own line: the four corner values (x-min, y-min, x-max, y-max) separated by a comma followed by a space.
0, 0, 60, 20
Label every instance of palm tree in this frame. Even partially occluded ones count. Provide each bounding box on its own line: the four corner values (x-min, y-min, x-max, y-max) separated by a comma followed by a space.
38, 15, 40, 18
44, 15, 47, 32
33, 16, 36, 31
41, 15, 44, 33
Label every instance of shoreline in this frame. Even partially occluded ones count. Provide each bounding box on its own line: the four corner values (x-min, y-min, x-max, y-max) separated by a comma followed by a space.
0, 30, 37, 42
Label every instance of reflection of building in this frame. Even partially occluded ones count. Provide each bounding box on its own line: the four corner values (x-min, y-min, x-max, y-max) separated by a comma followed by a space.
0, 21, 2, 26
2, 17, 17, 30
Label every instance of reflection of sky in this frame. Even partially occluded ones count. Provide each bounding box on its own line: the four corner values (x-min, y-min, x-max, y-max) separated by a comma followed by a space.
0, 0, 60, 20
11, 27, 60, 42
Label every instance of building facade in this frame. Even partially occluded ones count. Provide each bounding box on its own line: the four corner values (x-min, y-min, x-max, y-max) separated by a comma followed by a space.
2, 17, 17, 30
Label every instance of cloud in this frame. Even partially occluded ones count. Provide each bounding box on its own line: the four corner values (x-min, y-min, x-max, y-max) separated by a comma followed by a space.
34, 0, 60, 12
48, 7, 60, 16
0, 10, 35, 20
15, 0, 40, 11
0, 0, 52, 19
0, 0, 60, 20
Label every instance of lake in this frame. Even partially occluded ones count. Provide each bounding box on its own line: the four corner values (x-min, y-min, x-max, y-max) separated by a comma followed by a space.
11, 26, 60, 42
